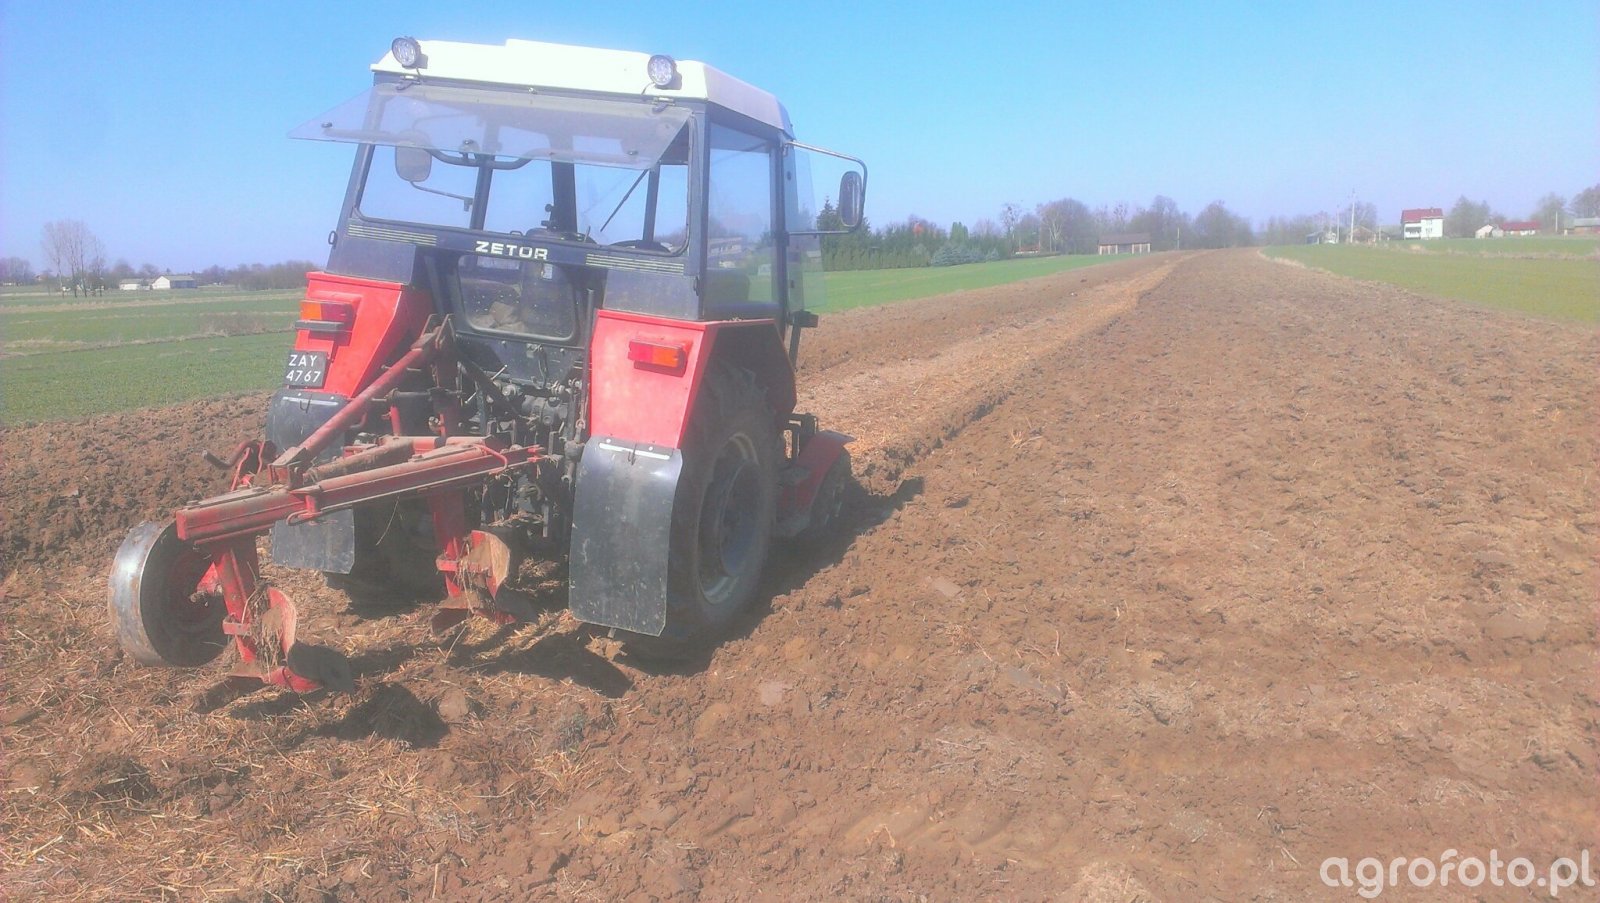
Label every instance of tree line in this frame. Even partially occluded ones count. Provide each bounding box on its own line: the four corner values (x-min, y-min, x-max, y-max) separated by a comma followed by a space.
820, 195, 1256, 271
3, 219, 317, 295
1258, 183, 1599, 245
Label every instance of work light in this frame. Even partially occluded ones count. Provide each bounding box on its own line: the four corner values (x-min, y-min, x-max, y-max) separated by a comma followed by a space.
391, 37, 428, 70
647, 54, 677, 88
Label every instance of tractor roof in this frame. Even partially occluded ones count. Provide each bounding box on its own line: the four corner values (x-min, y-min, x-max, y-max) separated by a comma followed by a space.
372, 38, 792, 136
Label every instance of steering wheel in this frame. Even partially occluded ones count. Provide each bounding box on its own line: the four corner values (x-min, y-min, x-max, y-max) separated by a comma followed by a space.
610, 239, 672, 253
525, 227, 595, 244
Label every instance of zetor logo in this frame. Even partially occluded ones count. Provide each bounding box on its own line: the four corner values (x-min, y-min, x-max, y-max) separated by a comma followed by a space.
476, 240, 549, 261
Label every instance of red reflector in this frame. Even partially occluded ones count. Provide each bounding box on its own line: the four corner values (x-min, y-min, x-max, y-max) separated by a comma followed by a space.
627, 338, 688, 371
298, 299, 355, 325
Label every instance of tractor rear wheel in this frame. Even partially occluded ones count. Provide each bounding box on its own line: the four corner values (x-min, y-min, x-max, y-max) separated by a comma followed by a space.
324, 500, 444, 606
108, 521, 227, 667
624, 363, 779, 658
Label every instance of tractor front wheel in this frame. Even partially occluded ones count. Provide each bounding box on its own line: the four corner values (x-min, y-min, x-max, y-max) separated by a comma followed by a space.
624, 364, 778, 658
108, 521, 227, 667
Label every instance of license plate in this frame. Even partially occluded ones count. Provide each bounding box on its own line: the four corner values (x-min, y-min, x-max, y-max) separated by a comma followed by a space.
284, 351, 328, 388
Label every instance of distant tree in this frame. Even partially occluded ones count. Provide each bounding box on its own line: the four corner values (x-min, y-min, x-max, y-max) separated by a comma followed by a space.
1036, 197, 1096, 253
0, 256, 35, 284
1110, 201, 1130, 232
40, 219, 105, 298
87, 248, 108, 294
1444, 196, 1493, 238
1571, 184, 1600, 218
1259, 213, 1326, 246
1127, 195, 1188, 251
931, 241, 983, 267
999, 202, 1022, 240
1191, 200, 1253, 248
1531, 193, 1567, 232
1015, 212, 1041, 247
1337, 201, 1378, 235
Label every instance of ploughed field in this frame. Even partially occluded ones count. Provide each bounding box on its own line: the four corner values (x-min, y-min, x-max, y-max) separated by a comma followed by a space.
2, 251, 1594, 900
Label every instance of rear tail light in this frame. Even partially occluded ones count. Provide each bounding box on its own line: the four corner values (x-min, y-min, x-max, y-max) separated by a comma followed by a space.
627, 337, 689, 372
296, 300, 356, 334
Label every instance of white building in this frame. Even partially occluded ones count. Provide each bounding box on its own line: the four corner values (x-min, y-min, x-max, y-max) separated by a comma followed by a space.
1401, 207, 1444, 240
151, 274, 198, 290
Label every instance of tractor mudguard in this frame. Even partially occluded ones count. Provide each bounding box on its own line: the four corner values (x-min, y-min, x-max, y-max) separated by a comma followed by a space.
270, 510, 357, 573
568, 436, 683, 636
777, 430, 853, 536
266, 388, 356, 572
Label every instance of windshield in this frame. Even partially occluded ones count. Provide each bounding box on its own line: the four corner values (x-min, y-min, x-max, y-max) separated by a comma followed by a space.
293, 83, 692, 249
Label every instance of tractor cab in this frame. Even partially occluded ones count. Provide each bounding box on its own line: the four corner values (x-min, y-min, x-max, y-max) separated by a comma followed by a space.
289, 39, 862, 396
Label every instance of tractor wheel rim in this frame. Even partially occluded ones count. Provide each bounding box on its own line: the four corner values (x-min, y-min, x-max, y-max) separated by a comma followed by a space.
698, 432, 760, 606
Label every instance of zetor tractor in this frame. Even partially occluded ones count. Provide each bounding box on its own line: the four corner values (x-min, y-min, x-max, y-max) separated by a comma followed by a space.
108, 37, 866, 690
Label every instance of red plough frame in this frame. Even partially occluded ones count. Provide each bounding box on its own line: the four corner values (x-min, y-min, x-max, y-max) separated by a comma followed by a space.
173, 323, 542, 691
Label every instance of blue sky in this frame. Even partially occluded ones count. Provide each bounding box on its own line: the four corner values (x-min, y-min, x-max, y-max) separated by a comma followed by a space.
2, 1, 1594, 270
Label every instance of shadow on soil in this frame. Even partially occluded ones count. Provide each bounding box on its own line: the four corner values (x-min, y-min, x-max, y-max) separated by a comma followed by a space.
618, 476, 923, 677
193, 474, 919, 718
464, 631, 633, 699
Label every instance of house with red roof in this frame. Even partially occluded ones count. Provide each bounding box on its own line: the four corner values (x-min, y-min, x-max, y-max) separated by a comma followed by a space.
1499, 220, 1539, 236
1401, 207, 1444, 240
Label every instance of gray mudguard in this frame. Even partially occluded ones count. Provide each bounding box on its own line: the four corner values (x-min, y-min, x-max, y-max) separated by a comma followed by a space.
270, 509, 356, 574
266, 387, 355, 573
569, 436, 683, 636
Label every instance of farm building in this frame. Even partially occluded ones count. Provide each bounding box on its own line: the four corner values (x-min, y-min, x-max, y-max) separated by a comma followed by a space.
1097, 232, 1152, 255
151, 274, 198, 290
1305, 229, 1338, 244
1400, 208, 1444, 240
1499, 220, 1539, 236
117, 279, 150, 291
1565, 216, 1600, 235
1475, 224, 1504, 239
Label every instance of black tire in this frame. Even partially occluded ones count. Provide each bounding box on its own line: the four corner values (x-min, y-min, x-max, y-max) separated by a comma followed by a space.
624, 363, 779, 658
324, 500, 444, 606
792, 448, 853, 548
108, 521, 227, 668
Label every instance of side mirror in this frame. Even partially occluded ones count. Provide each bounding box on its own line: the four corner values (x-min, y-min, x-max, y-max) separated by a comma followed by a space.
838, 171, 864, 230
783, 141, 867, 236
394, 145, 433, 183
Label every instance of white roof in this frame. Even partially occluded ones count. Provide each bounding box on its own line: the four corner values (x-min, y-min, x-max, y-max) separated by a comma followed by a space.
372, 38, 791, 135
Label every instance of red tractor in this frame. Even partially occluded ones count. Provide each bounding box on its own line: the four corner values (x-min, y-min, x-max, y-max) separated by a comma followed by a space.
108, 37, 865, 690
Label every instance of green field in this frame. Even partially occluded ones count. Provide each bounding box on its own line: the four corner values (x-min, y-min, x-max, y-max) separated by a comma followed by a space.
2, 333, 288, 422
3, 292, 298, 351
1, 255, 1129, 423
1390, 236, 1599, 257
1265, 244, 1599, 323
813, 254, 1127, 311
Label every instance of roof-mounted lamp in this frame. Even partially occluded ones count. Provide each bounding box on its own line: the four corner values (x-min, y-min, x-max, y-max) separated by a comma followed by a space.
391, 36, 428, 70
646, 54, 678, 88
